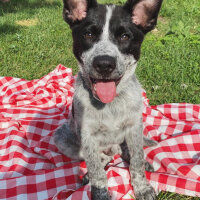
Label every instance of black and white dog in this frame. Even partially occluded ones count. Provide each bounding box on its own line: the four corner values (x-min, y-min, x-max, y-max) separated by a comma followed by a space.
54, 0, 163, 199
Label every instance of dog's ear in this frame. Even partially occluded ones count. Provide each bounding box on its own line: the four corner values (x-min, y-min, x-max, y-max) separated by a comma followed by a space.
124, 0, 163, 33
62, 0, 97, 26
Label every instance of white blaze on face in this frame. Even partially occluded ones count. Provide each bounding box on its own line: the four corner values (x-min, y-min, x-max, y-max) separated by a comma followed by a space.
91, 5, 118, 104
101, 5, 115, 41
80, 5, 117, 72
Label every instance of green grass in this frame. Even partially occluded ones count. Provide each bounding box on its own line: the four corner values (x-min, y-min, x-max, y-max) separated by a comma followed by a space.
0, 0, 200, 199
137, 0, 200, 105
0, 0, 78, 78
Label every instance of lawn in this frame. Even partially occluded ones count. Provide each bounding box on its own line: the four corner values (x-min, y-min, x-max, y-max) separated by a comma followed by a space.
0, 0, 200, 199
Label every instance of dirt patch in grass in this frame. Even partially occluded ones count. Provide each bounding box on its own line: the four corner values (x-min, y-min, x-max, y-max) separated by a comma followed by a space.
158, 16, 169, 24
16, 19, 38, 27
0, 0, 10, 2
151, 16, 169, 36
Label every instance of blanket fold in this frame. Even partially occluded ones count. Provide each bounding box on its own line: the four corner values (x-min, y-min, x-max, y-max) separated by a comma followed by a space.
0, 65, 199, 200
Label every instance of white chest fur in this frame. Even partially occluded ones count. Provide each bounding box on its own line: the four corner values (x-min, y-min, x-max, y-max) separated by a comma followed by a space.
74, 77, 143, 147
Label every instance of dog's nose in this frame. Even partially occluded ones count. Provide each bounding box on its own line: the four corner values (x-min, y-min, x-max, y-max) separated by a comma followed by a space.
93, 55, 116, 76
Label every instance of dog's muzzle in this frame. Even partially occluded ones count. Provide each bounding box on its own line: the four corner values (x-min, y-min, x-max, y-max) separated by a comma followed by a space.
90, 56, 121, 104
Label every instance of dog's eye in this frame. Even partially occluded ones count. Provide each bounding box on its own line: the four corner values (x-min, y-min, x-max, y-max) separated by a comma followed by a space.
119, 33, 130, 41
84, 32, 94, 40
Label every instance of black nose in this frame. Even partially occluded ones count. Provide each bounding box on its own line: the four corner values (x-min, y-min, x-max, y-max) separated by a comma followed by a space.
93, 55, 116, 76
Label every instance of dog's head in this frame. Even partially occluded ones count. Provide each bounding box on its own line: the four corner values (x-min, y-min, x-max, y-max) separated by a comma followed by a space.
62, 0, 162, 103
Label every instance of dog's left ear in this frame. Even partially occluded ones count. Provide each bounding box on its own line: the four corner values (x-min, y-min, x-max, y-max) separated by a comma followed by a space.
124, 0, 163, 33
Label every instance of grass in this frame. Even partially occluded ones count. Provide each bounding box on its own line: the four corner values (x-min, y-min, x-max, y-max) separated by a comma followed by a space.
0, 0, 200, 199
0, 0, 78, 78
137, 0, 200, 105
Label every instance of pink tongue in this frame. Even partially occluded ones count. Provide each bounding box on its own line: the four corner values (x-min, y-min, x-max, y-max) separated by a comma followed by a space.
95, 81, 116, 103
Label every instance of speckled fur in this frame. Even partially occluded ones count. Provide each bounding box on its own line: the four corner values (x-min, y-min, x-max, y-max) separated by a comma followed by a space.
54, 0, 162, 199
54, 71, 157, 200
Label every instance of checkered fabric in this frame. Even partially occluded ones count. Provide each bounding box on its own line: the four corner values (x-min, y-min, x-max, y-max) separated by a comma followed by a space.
0, 65, 200, 200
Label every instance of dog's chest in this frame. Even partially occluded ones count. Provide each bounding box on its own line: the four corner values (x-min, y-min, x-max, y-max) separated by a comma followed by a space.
93, 119, 132, 146
87, 101, 136, 145
75, 76, 143, 146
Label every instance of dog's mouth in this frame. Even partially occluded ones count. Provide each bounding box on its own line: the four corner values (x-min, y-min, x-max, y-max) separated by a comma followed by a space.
90, 77, 122, 104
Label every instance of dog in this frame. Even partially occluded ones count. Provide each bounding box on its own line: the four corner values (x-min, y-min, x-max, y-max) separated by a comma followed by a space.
54, 0, 163, 199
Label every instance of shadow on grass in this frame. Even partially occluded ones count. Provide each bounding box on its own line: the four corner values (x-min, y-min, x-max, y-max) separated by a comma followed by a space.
0, 23, 22, 35
0, 0, 61, 16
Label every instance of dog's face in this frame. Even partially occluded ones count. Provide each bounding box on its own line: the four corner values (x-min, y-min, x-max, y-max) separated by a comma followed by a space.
63, 0, 162, 103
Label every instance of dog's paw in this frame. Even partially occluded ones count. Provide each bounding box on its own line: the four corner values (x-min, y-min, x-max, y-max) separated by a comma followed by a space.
135, 184, 157, 200
82, 173, 89, 185
101, 153, 113, 168
143, 137, 158, 147
91, 186, 111, 200
145, 161, 155, 172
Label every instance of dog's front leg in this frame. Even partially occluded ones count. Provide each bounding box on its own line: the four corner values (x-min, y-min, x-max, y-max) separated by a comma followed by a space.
81, 130, 110, 200
126, 118, 156, 200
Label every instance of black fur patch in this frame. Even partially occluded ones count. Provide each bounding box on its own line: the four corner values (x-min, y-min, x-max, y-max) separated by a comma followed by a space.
109, 6, 144, 60
91, 186, 110, 200
70, 5, 107, 63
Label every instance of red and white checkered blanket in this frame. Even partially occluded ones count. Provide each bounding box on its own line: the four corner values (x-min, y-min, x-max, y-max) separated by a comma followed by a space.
0, 65, 200, 200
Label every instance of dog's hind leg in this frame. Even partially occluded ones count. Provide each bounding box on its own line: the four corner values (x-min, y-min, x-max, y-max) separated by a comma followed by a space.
54, 123, 83, 160
101, 144, 122, 166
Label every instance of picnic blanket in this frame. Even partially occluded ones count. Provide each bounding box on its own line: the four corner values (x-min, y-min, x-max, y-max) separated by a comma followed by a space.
0, 64, 200, 200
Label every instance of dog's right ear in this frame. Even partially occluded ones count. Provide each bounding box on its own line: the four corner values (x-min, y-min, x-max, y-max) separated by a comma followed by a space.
62, 0, 97, 26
